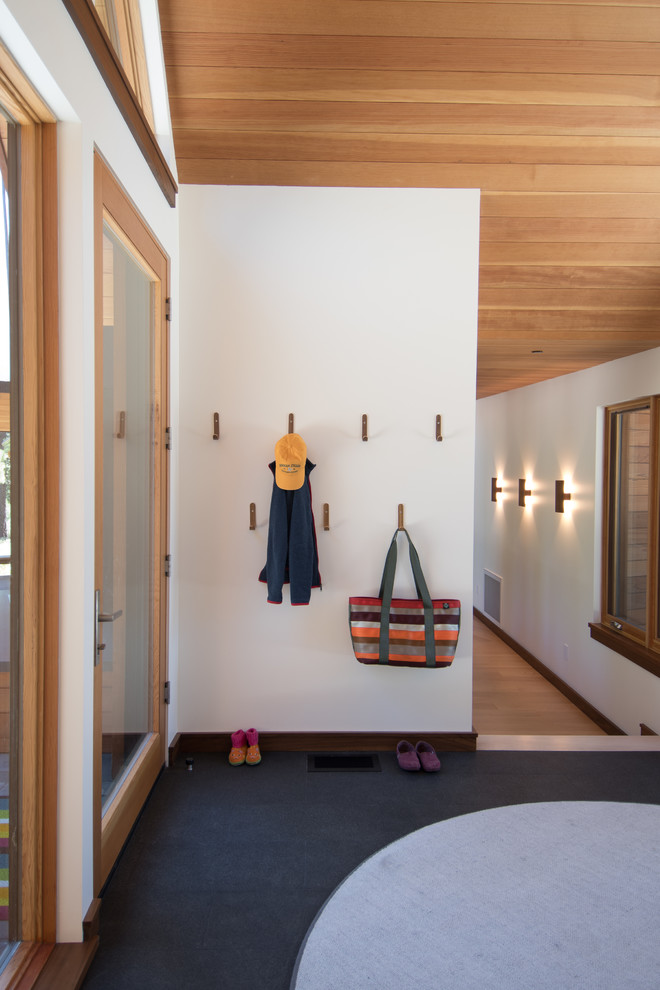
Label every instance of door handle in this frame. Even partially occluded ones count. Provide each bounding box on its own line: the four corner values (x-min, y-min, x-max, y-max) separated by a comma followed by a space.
95, 590, 123, 666
98, 609, 123, 622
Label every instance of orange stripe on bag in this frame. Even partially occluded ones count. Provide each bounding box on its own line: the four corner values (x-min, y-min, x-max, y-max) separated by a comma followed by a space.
351, 627, 458, 643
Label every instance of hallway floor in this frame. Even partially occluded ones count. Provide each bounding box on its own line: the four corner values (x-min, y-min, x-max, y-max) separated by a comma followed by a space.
472, 616, 607, 736
472, 616, 660, 751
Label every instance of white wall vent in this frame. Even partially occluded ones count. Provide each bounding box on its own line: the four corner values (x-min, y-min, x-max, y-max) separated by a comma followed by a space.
483, 569, 502, 625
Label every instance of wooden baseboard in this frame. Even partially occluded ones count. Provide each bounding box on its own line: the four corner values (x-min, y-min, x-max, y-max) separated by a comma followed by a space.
474, 608, 625, 736
168, 731, 182, 765
29, 940, 98, 990
82, 899, 101, 943
1, 943, 53, 990
169, 729, 477, 764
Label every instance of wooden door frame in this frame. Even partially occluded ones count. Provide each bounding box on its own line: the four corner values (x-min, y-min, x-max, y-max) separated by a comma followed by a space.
93, 151, 169, 892
0, 43, 59, 988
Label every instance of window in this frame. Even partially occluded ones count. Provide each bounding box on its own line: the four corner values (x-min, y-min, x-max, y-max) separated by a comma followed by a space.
590, 396, 660, 676
0, 42, 59, 988
61, 0, 176, 206
90, 0, 154, 130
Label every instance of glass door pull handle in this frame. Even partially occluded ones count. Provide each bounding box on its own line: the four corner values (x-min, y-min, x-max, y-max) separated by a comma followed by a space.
98, 609, 123, 622
94, 591, 123, 666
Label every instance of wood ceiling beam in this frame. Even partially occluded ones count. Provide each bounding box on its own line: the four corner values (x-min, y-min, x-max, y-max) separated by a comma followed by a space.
481, 194, 660, 218
478, 341, 660, 359
166, 99, 660, 136
479, 288, 660, 309
171, 130, 660, 167
479, 266, 660, 288
481, 218, 660, 241
159, 1, 660, 44
479, 311, 660, 334
165, 66, 660, 106
174, 159, 660, 193
161, 33, 660, 76
480, 243, 660, 264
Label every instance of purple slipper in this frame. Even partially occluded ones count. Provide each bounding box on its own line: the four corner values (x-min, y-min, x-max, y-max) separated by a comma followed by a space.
415, 741, 442, 772
396, 740, 420, 772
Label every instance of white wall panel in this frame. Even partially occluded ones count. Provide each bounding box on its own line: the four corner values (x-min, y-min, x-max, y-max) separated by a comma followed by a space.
178, 185, 479, 733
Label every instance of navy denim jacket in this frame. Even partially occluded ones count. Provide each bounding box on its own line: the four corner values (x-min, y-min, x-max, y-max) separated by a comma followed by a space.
259, 459, 321, 604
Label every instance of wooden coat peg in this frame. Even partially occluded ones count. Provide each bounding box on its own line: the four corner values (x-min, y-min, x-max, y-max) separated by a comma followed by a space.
398, 504, 404, 530
323, 504, 330, 531
213, 413, 220, 440
436, 415, 443, 441
288, 413, 294, 434
362, 414, 368, 441
249, 503, 256, 530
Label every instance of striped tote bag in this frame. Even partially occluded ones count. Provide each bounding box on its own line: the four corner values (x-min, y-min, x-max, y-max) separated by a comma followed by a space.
349, 528, 460, 668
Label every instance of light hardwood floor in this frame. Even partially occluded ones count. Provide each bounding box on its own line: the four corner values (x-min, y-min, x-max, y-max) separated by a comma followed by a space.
472, 616, 606, 737
472, 616, 660, 750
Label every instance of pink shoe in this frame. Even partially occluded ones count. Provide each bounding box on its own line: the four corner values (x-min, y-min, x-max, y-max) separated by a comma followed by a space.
415, 741, 441, 772
228, 729, 247, 766
396, 740, 420, 772
245, 727, 261, 766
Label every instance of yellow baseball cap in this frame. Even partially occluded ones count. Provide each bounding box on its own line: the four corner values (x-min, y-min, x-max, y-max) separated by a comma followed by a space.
274, 433, 307, 490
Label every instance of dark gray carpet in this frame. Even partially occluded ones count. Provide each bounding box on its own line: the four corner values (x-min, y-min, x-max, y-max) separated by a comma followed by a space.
81, 750, 660, 990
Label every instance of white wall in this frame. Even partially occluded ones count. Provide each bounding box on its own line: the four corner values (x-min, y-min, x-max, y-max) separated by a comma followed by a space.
0, 0, 180, 941
474, 348, 660, 735
178, 185, 479, 734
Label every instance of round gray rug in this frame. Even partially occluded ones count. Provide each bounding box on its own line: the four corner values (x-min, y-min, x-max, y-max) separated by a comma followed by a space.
291, 802, 660, 990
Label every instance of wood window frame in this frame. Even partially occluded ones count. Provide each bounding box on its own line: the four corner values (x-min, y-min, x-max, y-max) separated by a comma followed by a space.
0, 44, 59, 988
60, 0, 177, 208
589, 394, 660, 678
92, 0, 155, 131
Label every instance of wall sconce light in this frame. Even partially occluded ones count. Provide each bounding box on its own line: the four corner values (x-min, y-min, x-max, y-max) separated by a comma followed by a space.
555, 479, 572, 513
518, 478, 532, 507
491, 477, 503, 502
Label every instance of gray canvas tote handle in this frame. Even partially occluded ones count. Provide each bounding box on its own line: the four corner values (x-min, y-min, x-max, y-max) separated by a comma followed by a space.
377, 529, 435, 667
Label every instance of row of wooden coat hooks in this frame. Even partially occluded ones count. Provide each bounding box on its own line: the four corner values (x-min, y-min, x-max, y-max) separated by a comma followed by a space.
243, 414, 418, 531
249, 502, 406, 532
214, 415, 417, 530
213, 413, 444, 441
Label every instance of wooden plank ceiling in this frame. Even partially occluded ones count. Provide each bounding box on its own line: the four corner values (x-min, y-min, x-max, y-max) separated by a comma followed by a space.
158, 0, 660, 398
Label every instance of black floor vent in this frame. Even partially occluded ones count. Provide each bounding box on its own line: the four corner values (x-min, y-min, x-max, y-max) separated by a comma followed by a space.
307, 753, 382, 772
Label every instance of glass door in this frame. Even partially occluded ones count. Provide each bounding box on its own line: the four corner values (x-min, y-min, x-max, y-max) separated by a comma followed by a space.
99, 221, 154, 806
94, 154, 169, 889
